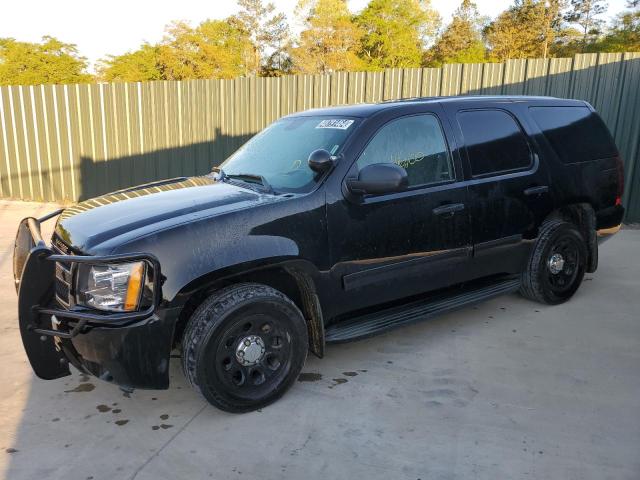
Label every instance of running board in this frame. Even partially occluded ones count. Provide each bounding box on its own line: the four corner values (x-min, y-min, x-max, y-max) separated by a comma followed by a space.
325, 278, 521, 343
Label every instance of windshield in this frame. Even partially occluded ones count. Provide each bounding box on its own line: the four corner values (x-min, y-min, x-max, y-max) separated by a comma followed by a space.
219, 116, 358, 193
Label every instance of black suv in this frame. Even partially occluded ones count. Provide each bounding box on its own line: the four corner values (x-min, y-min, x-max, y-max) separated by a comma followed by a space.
14, 96, 624, 412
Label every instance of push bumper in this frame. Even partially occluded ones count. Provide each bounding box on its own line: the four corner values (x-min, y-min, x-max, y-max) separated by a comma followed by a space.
13, 212, 177, 390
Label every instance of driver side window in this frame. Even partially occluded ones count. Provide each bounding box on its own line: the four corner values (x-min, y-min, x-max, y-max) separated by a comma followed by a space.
356, 114, 454, 187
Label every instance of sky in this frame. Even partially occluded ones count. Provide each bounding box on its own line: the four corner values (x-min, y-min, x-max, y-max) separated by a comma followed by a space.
0, 0, 630, 70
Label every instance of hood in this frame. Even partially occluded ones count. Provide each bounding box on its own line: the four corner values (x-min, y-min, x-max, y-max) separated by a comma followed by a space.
55, 176, 270, 252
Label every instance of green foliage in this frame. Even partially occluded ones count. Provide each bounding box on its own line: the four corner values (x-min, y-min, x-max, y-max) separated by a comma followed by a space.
291, 0, 366, 73
591, 7, 640, 51
355, 0, 440, 69
426, 0, 486, 66
0, 36, 92, 86
485, 0, 565, 61
159, 19, 255, 80
564, 0, 608, 47
3, 0, 640, 86
235, 0, 290, 75
98, 45, 162, 82
99, 19, 255, 81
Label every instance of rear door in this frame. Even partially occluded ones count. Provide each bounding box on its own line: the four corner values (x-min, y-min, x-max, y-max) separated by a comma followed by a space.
443, 102, 553, 279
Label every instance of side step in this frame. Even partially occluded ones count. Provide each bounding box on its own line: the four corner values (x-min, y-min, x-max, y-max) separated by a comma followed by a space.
325, 278, 521, 343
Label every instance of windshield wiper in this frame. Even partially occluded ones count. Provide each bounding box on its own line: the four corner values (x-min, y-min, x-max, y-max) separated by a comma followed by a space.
211, 167, 275, 194
227, 173, 275, 194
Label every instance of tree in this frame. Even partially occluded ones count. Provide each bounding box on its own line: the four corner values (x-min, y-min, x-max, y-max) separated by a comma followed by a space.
0, 36, 92, 86
355, 0, 440, 69
99, 19, 255, 81
290, 0, 365, 74
541, 0, 566, 58
235, 0, 290, 75
485, 0, 565, 61
426, 0, 486, 66
591, 1, 639, 51
97, 44, 162, 82
160, 19, 256, 79
564, 0, 608, 50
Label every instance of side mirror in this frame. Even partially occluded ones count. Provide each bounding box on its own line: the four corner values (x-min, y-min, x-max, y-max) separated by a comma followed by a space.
347, 163, 409, 195
308, 149, 335, 173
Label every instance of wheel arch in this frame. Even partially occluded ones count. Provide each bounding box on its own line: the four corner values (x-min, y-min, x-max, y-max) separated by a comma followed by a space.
172, 260, 326, 358
544, 202, 597, 273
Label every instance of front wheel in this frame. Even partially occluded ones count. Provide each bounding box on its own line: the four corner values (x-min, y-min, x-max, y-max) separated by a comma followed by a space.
182, 283, 308, 413
520, 220, 588, 305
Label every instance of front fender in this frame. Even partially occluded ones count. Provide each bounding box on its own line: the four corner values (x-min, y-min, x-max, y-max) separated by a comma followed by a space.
119, 231, 302, 303
109, 192, 328, 307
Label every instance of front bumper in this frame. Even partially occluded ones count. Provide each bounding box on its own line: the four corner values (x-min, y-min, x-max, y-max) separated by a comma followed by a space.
13, 212, 177, 390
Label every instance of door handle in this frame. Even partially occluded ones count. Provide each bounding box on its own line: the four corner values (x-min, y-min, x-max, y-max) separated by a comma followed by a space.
524, 185, 549, 196
433, 203, 465, 216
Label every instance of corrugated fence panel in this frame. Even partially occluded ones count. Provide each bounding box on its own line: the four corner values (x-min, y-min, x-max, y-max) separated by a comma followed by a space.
401, 68, 422, 98
348, 71, 367, 104
460, 64, 483, 95
383, 69, 403, 101
524, 58, 549, 95
503, 59, 528, 95
615, 53, 640, 218
546, 57, 574, 98
571, 53, 599, 101
0, 88, 9, 197
440, 63, 462, 96
1, 53, 640, 221
6, 86, 25, 199
365, 71, 384, 103
591, 53, 624, 128
421, 68, 441, 96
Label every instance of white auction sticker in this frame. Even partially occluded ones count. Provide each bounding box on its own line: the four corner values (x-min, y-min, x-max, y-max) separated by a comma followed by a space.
316, 119, 354, 130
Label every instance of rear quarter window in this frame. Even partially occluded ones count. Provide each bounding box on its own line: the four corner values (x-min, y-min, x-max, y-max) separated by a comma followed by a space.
529, 106, 617, 164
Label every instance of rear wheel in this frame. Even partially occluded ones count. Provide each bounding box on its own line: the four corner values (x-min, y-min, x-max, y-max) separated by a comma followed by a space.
182, 283, 308, 413
520, 220, 587, 305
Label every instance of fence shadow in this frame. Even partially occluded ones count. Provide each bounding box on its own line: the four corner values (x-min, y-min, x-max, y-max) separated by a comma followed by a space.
77, 129, 253, 201
0, 58, 638, 217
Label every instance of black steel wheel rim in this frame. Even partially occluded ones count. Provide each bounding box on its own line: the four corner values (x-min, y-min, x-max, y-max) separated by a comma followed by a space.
213, 312, 293, 399
545, 235, 580, 294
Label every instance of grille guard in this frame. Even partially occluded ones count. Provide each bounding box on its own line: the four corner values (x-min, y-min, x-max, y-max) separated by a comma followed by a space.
14, 210, 163, 341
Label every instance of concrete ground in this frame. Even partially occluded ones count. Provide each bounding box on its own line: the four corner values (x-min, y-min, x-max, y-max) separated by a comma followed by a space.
0, 199, 638, 480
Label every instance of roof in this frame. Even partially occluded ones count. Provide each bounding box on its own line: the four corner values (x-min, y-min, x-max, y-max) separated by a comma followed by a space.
290, 95, 586, 118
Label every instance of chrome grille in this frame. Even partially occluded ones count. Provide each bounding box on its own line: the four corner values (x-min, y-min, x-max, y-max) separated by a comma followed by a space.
52, 236, 73, 308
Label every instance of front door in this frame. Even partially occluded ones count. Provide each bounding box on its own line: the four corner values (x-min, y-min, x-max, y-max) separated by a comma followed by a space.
326, 106, 472, 316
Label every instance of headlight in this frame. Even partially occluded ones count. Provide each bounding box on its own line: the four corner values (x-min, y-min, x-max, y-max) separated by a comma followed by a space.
75, 262, 146, 312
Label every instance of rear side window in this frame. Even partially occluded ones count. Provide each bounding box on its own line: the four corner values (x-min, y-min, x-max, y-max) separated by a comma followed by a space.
457, 110, 532, 177
529, 106, 617, 164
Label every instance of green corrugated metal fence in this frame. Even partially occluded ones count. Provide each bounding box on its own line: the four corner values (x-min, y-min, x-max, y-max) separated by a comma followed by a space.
1, 52, 639, 221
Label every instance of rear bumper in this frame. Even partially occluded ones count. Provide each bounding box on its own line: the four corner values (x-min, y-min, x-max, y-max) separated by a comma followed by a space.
13, 212, 177, 390
596, 205, 624, 245
597, 223, 622, 244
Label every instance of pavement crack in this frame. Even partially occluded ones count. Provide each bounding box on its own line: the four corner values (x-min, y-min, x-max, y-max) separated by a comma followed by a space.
129, 403, 208, 480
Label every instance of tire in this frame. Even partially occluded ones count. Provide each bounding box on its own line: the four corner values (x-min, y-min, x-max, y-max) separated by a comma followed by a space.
520, 220, 588, 305
182, 283, 308, 413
